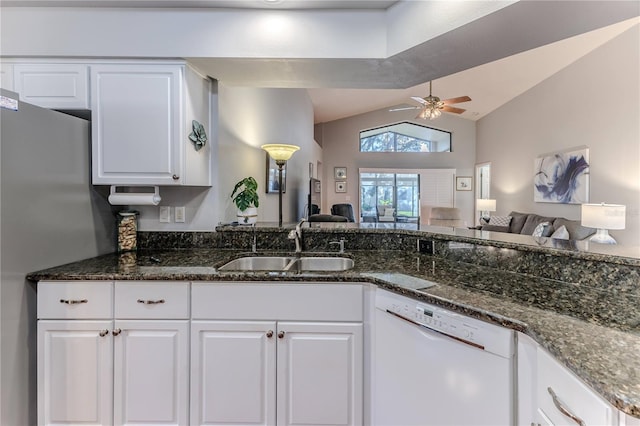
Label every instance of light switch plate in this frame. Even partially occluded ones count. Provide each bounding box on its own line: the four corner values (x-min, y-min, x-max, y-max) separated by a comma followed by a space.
175, 206, 185, 223
159, 206, 171, 223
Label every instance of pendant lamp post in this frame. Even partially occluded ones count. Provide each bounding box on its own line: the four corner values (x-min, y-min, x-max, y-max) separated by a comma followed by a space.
262, 144, 300, 227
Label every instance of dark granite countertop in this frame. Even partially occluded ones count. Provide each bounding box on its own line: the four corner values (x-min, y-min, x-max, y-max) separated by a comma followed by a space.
27, 248, 640, 419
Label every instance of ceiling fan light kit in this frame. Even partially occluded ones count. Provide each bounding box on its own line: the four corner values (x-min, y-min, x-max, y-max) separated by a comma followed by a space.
392, 80, 471, 120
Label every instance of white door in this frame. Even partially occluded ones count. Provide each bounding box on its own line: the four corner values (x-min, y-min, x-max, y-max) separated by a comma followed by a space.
91, 64, 183, 185
191, 321, 277, 426
276, 322, 363, 426
38, 320, 113, 426
113, 320, 189, 426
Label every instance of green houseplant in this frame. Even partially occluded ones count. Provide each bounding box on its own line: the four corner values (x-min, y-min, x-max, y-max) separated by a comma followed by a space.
231, 176, 260, 224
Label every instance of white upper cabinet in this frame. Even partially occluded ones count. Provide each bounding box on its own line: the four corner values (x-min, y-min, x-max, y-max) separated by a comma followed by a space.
13, 63, 90, 109
91, 61, 211, 186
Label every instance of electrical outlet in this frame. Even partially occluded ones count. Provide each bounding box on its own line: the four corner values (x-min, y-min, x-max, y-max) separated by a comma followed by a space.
417, 239, 434, 255
159, 206, 171, 223
175, 206, 186, 223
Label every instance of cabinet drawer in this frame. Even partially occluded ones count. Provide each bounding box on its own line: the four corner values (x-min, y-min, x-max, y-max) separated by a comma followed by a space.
38, 281, 113, 319
115, 281, 189, 319
537, 348, 614, 426
192, 282, 363, 321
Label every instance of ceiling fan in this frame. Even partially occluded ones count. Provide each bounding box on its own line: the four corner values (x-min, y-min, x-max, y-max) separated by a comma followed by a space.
390, 81, 471, 120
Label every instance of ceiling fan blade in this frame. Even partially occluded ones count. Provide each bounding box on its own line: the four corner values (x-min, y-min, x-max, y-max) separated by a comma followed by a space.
410, 96, 428, 105
441, 105, 466, 114
442, 96, 471, 105
389, 106, 420, 112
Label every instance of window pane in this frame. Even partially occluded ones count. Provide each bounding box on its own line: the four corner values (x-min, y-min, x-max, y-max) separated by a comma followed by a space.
360, 122, 450, 153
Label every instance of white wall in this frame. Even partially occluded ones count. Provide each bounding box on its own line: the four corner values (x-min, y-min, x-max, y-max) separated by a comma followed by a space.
476, 24, 640, 246
138, 85, 320, 230
316, 108, 476, 224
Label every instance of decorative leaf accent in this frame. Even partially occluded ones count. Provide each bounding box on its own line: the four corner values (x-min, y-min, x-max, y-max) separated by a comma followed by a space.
189, 120, 207, 151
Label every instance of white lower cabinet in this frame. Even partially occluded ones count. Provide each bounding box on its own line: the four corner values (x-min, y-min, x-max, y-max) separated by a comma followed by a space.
518, 331, 619, 426
37, 281, 189, 426
38, 320, 114, 425
190, 283, 364, 426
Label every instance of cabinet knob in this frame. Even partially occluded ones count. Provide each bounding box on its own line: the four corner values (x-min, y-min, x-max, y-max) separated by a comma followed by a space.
266, 330, 274, 338
99, 329, 109, 337
172, 174, 180, 180
112, 328, 122, 336
277, 331, 285, 339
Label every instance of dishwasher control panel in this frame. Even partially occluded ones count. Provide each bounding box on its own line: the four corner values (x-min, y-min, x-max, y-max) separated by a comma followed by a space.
376, 289, 513, 358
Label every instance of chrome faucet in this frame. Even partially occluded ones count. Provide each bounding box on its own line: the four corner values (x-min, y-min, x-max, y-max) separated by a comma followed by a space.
329, 238, 346, 254
288, 218, 307, 253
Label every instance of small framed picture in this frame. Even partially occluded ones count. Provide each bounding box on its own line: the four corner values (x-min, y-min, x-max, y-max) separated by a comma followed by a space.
335, 181, 347, 193
314, 180, 321, 193
334, 167, 347, 179
456, 176, 472, 191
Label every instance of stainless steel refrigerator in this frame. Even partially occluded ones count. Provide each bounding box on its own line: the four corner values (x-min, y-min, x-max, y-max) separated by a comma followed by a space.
0, 89, 115, 425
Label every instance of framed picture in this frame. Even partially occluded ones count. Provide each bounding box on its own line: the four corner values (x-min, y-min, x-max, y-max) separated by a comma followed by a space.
456, 176, 472, 191
334, 167, 347, 180
266, 154, 286, 193
314, 180, 321, 193
534, 147, 589, 204
335, 181, 347, 193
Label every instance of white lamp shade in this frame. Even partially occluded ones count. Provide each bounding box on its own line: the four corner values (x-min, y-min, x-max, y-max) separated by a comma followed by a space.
476, 199, 496, 212
261, 144, 300, 161
581, 203, 626, 230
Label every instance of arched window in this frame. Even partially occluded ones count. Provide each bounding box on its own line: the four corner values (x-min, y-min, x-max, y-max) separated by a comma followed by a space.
359, 122, 452, 153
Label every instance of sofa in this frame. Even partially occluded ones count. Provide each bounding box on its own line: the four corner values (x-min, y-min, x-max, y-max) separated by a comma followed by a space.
481, 211, 596, 241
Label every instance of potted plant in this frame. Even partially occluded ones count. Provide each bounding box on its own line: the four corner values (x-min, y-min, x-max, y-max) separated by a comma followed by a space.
231, 176, 260, 225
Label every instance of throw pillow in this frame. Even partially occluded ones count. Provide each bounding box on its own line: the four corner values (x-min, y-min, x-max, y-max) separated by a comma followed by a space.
508, 211, 529, 233
489, 216, 512, 227
384, 208, 395, 217
550, 225, 570, 240
531, 221, 551, 237
521, 214, 556, 235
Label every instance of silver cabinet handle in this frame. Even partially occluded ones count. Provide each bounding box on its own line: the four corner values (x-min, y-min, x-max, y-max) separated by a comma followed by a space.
60, 299, 88, 305
136, 299, 165, 305
99, 329, 109, 337
547, 387, 586, 426
266, 330, 274, 338
277, 331, 285, 339
112, 328, 122, 336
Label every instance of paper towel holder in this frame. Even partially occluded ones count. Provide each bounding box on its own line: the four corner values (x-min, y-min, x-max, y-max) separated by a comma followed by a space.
108, 186, 162, 206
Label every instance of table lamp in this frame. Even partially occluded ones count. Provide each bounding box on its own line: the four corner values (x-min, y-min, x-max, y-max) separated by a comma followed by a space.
476, 199, 496, 224
581, 203, 626, 244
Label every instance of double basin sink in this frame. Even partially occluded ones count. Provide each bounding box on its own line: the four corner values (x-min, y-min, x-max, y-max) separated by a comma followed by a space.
218, 256, 354, 272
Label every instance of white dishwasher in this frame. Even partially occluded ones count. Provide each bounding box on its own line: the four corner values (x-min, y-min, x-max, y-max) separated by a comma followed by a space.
373, 289, 515, 426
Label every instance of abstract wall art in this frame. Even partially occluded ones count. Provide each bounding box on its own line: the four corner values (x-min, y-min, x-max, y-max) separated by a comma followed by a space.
534, 147, 589, 204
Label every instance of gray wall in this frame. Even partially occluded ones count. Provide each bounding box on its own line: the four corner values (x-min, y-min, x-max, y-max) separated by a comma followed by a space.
476, 24, 639, 245
316, 108, 477, 223
0, 90, 115, 424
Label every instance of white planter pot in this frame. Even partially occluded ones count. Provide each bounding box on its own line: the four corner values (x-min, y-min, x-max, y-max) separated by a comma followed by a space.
237, 207, 258, 225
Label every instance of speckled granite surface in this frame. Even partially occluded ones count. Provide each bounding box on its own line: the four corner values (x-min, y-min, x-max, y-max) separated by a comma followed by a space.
29, 226, 640, 418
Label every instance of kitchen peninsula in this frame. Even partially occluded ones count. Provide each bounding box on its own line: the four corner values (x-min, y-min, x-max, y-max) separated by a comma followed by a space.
28, 224, 640, 425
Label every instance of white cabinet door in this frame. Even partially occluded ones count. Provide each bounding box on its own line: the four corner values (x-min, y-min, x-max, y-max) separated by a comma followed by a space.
37, 320, 113, 426
191, 321, 277, 426
276, 322, 363, 426
13, 63, 89, 109
113, 320, 189, 426
91, 64, 183, 185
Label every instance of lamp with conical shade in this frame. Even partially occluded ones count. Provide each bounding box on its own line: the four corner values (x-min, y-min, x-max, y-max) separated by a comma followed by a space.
262, 144, 300, 227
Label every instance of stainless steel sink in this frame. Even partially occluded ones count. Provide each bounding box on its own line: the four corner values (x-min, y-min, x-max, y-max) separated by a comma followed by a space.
217, 256, 354, 272
217, 256, 295, 271
290, 257, 354, 271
